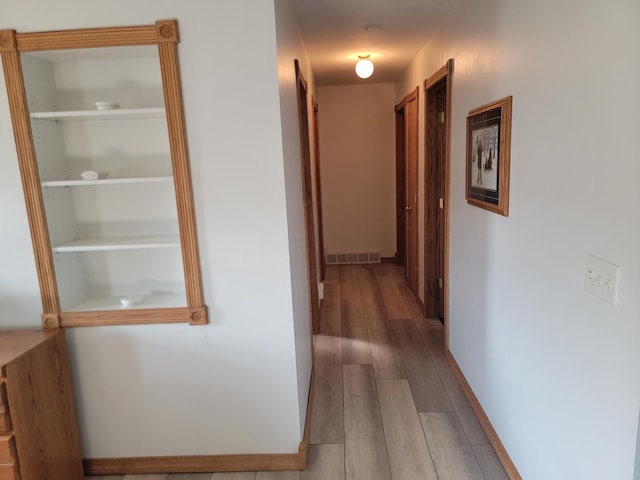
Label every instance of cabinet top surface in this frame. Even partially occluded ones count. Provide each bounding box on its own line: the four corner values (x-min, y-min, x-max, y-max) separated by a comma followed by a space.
0, 329, 60, 370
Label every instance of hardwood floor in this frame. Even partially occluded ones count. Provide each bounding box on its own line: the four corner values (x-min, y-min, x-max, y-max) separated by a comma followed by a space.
88, 264, 508, 480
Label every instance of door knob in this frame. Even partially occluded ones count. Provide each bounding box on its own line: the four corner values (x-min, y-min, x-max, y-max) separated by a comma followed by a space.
405, 205, 412, 212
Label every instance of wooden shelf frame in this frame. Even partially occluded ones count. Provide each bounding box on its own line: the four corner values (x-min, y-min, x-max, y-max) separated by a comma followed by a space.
0, 20, 207, 328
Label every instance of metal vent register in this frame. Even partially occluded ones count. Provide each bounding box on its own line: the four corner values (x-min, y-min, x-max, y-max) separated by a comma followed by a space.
326, 251, 381, 265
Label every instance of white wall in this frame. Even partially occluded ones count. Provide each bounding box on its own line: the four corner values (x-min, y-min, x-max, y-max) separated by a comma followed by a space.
273, 0, 315, 438
399, 0, 640, 478
0, 0, 310, 458
317, 83, 396, 259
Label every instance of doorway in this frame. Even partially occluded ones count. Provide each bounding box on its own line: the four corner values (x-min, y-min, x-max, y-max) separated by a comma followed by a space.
395, 87, 419, 298
424, 60, 453, 334
311, 95, 326, 282
295, 60, 320, 335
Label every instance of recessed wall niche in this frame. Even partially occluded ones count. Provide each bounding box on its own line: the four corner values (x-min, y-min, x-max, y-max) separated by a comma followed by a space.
0, 20, 207, 328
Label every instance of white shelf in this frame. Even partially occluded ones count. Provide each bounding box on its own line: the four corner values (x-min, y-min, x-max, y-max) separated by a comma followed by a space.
52, 235, 180, 252
30, 107, 165, 121
42, 176, 173, 187
65, 293, 186, 312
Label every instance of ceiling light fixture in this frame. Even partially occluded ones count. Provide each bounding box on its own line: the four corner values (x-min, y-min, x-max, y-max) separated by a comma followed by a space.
355, 55, 374, 79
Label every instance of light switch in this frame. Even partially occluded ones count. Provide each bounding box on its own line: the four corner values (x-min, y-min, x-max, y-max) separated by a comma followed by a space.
585, 254, 621, 307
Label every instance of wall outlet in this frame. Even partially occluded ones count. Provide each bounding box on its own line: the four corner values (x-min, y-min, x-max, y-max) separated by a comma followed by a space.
585, 254, 621, 307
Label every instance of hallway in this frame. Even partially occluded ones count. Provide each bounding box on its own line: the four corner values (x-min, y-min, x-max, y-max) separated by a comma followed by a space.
304, 264, 508, 480
90, 263, 508, 480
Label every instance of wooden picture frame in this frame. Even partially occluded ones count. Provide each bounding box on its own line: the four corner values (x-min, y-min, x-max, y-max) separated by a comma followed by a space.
465, 96, 512, 216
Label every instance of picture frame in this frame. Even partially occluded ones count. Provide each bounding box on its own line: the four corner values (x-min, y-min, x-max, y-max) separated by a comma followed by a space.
465, 96, 512, 216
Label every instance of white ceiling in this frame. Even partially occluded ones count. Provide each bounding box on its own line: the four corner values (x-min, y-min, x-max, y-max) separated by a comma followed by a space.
292, 0, 459, 86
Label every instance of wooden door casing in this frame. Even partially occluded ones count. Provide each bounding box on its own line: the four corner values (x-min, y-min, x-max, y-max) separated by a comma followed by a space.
295, 60, 320, 335
311, 96, 326, 282
395, 108, 406, 266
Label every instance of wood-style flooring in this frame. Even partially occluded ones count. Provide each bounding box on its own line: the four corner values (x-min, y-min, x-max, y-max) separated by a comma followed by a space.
88, 264, 508, 480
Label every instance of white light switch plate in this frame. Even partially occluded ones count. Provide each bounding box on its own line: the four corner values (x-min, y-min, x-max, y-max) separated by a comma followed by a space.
585, 254, 621, 307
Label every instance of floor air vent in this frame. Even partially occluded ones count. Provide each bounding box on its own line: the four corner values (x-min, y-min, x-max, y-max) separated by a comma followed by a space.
326, 251, 381, 265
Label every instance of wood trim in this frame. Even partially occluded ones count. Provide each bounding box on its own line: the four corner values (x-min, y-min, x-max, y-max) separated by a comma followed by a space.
188, 306, 208, 325
14, 25, 158, 52
41, 313, 61, 329
394, 108, 406, 266
442, 61, 453, 349
0, 30, 17, 52
395, 86, 419, 110
155, 20, 179, 43
158, 35, 206, 317
58, 307, 200, 328
381, 256, 398, 264
83, 452, 305, 475
0, 47, 61, 320
311, 96, 326, 282
84, 368, 316, 475
446, 350, 522, 480
424, 59, 453, 90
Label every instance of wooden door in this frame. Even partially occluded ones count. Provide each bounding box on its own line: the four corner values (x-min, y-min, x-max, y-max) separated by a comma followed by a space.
404, 89, 420, 296
434, 83, 446, 319
295, 60, 320, 334
424, 60, 453, 330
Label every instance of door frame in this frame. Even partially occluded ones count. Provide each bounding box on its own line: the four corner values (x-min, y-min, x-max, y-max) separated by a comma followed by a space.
311, 95, 326, 282
395, 87, 419, 295
394, 107, 406, 265
424, 59, 454, 346
294, 60, 320, 335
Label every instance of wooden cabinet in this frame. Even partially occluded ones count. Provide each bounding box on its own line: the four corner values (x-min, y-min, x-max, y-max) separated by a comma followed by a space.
0, 330, 84, 480
0, 20, 207, 328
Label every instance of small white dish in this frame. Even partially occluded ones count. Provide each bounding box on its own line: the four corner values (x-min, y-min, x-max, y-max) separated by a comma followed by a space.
94, 101, 120, 111
81, 170, 109, 181
120, 296, 143, 308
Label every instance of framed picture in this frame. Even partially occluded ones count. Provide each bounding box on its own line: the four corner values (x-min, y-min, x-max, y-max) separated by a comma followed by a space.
465, 96, 512, 216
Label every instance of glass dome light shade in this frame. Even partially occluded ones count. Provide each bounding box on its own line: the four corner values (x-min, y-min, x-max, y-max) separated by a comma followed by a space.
355, 58, 374, 79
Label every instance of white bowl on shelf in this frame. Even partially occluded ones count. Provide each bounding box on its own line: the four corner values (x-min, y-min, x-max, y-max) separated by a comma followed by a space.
120, 296, 143, 308
81, 170, 109, 180
94, 101, 120, 111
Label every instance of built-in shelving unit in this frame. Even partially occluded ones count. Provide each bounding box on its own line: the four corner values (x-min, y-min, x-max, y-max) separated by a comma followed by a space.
0, 20, 207, 328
